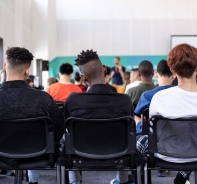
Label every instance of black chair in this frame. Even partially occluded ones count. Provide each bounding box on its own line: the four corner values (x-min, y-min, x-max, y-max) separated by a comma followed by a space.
56, 102, 64, 112
144, 115, 197, 184
57, 116, 143, 184
141, 108, 149, 135
0, 117, 55, 184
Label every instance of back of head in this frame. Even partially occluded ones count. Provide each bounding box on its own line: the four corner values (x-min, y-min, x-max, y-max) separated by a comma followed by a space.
74, 72, 81, 82
138, 60, 153, 77
167, 44, 197, 78
157, 59, 172, 77
75, 50, 104, 84
59, 63, 73, 75
104, 65, 112, 76
47, 77, 57, 86
6, 47, 34, 73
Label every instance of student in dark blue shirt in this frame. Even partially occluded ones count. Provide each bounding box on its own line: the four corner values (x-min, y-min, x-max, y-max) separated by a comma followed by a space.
135, 59, 175, 133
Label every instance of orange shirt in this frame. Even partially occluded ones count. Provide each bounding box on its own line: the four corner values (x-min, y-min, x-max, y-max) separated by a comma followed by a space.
47, 82, 82, 102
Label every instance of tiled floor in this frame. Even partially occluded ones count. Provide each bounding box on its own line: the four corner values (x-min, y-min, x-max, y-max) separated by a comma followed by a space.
0, 170, 195, 184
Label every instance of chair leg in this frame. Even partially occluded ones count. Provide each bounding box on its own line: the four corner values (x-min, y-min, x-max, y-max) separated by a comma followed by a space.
194, 171, 197, 184
137, 165, 142, 184
65, 171, 69, 184
61, 166, 65, 184
148, 170, 152, 184
18, 170, 23, 184
26, 170, 29, 181
144, 162, 148, 184
14, 170, 19, 184
57, 165, 61, 184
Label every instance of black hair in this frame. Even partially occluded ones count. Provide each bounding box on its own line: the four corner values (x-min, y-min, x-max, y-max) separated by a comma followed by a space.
103, 65, 112, 76
131, 68, 139, 72
157, 59, 172, 77
75, 72, 81, 82
6, 47, 34, 66
138, 60, 153, 77
59, 63, 73, 75
75, 50, 100, 66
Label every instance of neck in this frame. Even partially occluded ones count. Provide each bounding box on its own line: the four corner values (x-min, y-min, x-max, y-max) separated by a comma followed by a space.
158, 77, 173, 86
59, 75, 71, 84
177, 75, 197, 92
75, 81, 81, 85
6, 74, 26, 81
141, 76, 152, 84
89, 78, 105, 86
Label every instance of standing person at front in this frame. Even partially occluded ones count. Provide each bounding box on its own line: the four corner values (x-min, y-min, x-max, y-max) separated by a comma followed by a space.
111, 56, 125, 85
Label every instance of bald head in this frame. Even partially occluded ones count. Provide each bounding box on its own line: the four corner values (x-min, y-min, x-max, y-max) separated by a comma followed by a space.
75, 50, 105, 85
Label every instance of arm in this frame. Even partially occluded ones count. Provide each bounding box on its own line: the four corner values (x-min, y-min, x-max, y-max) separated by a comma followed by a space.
118, 65, 125, 79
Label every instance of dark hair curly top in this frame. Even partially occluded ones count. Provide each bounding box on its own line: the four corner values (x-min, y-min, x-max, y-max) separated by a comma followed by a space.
6, 47, 34, 67
75, 50, 99, 66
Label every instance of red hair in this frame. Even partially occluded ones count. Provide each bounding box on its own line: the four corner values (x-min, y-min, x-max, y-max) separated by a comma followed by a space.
167, 44, 197, 78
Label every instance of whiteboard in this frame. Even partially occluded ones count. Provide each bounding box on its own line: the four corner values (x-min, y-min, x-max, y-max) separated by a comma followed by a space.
171, 35, 197, 49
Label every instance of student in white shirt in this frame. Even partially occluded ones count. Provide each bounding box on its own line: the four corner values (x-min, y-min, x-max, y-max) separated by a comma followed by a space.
124, 68, 141, 93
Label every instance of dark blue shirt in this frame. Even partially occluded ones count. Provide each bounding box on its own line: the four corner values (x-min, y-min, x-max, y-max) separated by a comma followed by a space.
135, 85, 174, 116
111, 66, 125, 85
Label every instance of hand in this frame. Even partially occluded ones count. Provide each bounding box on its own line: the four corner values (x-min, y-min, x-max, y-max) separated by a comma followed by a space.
118, 65, 122, 71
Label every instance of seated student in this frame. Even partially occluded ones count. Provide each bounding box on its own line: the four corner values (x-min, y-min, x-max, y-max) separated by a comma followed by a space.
103, 65, 117, 92
62, 50, 133, 184
135, 59, 175, 127
126, 61, 155, 109
137, 43, 197, 184
125, 68, 141, 93
123, 72, 130, 93
0, 47, 64, 184
74, 72, 88, 92
47, 63, 82, 102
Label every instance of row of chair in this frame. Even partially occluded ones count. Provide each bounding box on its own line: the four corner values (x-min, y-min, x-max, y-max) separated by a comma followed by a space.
1, 108, 197, 184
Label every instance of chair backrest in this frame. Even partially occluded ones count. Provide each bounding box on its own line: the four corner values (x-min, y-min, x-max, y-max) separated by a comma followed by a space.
65, 116, 136, 159
0, 117, 54, 159
142, 108, 149, 135
56, 102, 64, 112
148, 116, 197, 162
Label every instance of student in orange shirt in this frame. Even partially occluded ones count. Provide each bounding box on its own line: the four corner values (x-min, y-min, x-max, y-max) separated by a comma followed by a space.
47, 63, 82, 102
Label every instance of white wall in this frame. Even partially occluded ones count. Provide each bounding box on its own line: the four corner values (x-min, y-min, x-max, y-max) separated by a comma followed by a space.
56, 0, 197, 56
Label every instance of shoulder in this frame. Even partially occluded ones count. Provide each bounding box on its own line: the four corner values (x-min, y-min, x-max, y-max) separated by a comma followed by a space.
70, 84, 82, 92
152, 86, 176, 101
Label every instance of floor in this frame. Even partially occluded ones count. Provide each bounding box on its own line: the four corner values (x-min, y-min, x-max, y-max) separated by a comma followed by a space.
0, 170, 195, 184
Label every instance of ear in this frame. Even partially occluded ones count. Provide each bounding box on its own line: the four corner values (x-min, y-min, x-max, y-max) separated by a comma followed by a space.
3, 62, 6, 70
25, 67, 30, 76
154, 71, 159, 78
171, 74, 176, 81
170, 68, 176, 75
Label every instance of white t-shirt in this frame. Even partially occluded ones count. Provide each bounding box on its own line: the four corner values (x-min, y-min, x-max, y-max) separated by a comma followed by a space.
125, 81, 141, 94
150, 86, 197, 163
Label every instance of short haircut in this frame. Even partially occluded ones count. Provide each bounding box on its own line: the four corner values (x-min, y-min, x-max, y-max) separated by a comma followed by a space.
131, 68, 139, 72
59, 63, 73, 75
114, 56, 120, 61
103, 65, 112, 76
74, 72, 81, 82
138, 60, 153, 77
75, 50, 103, 81
167, 44, 197, 78
75, 50, 99, 66
47, 77, 57, 86
157, 59, 172, 77
6, 47, 34, 68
